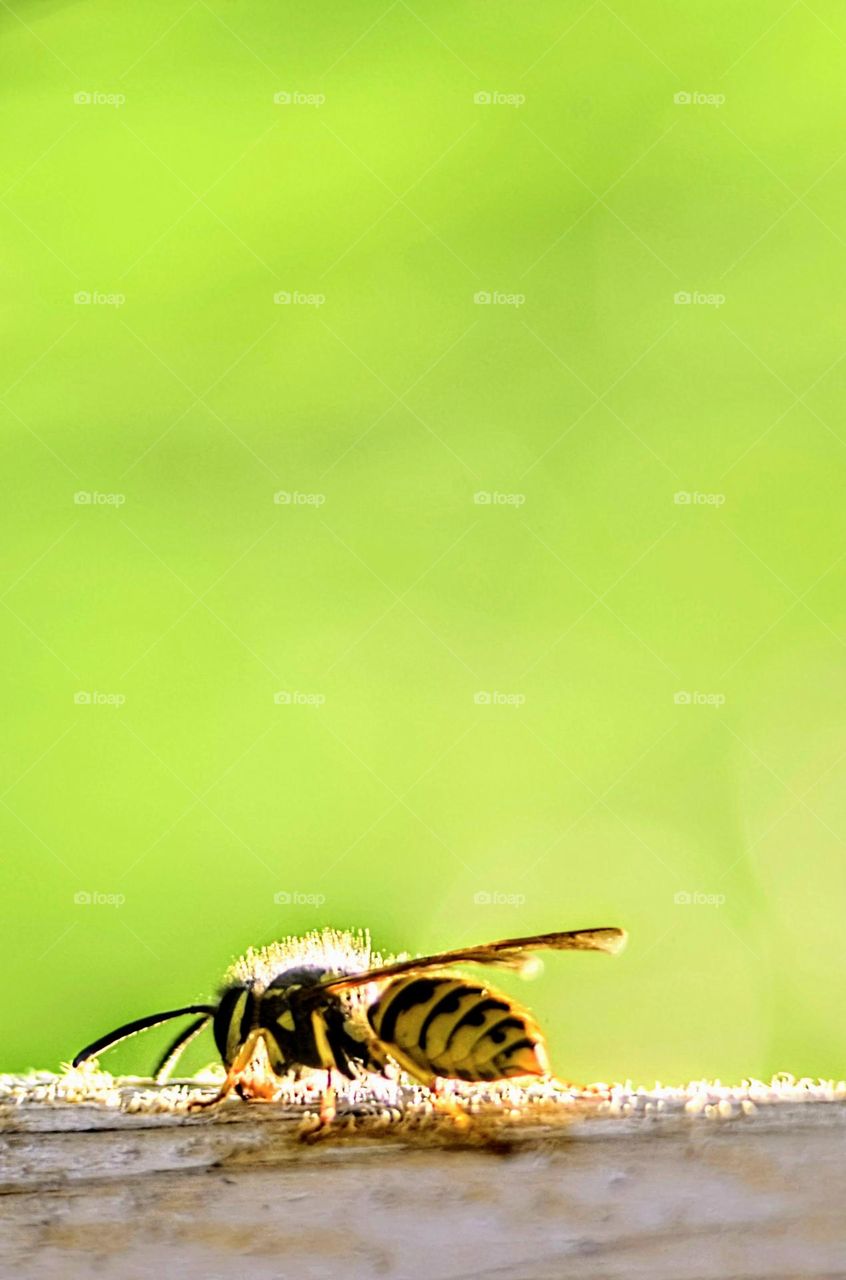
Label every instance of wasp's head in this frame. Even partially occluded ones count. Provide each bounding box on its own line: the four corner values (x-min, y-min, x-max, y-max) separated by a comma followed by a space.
212, 983, 256, 1069
213, 964, 345, 1083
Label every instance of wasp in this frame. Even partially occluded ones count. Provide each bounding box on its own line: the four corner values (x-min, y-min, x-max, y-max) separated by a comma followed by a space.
72, 925, 626, 1121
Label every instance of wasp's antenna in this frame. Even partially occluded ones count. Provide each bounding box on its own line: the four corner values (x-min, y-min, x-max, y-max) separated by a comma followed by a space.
72, 1004, 217, 1069
153, 1013, 213, 1083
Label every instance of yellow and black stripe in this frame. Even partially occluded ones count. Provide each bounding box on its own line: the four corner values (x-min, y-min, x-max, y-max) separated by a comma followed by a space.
367, 974, 549, 1083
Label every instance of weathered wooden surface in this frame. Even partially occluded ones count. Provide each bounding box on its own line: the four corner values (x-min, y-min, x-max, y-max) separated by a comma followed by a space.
1, 1073, 845, 1280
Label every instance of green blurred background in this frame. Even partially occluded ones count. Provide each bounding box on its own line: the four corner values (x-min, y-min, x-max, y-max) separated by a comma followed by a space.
2, 0, 845, 1084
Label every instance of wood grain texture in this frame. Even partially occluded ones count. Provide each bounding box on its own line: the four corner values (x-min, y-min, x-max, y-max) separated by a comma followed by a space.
1, 1076, 845, 1280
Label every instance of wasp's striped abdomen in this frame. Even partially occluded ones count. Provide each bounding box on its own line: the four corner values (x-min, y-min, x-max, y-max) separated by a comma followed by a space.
367, 974, 549, 1083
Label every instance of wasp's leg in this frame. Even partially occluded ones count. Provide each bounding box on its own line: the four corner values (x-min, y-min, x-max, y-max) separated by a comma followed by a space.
425, 1075, 471, 1128
297, 1069, 341, 1142
235, 1076, 279, 1101
188, 1030, 267, 1111
361, 1034, 472, 1128
319, 1069, 336, 1124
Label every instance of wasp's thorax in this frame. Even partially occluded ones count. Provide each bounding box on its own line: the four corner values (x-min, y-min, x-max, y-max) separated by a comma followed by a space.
213, 962, 373, 1079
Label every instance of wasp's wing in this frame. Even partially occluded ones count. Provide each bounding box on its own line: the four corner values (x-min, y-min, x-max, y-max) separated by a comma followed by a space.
298, 927, 626, 1002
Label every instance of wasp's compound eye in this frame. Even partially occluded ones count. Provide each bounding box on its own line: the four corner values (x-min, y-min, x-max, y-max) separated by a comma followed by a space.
213, 985, 253, 1066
